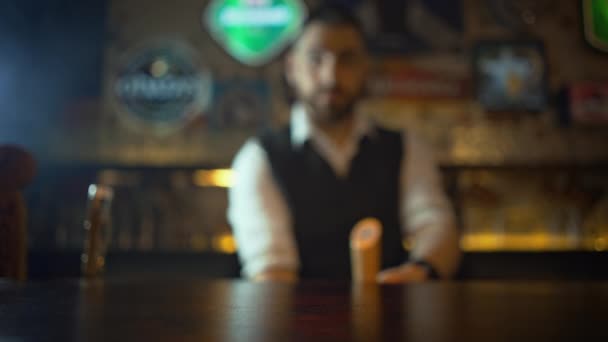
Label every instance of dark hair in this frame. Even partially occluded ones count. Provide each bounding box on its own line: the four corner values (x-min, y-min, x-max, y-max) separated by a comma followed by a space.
302, 3, 366, 39
281, 4, 366, 105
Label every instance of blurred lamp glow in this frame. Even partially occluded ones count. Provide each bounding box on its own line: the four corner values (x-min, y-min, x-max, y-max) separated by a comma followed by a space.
194, 169, 235, 188
213, 233, 237, 254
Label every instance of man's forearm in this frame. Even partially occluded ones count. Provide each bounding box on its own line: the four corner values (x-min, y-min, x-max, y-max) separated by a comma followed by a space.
409, 222, 461, 279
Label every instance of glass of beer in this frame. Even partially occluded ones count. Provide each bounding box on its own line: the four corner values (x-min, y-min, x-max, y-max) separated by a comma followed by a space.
81, 184, 113, 277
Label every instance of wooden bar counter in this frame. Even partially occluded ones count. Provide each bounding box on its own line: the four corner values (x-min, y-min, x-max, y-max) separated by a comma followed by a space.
1, 278, 607, 341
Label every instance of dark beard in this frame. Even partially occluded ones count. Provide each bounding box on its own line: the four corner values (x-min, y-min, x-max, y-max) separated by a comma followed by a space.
304, 88, 364, 125
311, 99, 356, 124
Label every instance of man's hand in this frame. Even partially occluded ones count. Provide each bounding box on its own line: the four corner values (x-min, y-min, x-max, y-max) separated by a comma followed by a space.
376, 263, 430, 284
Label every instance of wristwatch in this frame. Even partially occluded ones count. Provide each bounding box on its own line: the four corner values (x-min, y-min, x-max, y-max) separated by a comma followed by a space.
412, 260, 440, 280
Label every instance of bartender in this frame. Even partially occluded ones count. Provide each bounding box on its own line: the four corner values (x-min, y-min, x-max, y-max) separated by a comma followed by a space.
227, 4, 460, 283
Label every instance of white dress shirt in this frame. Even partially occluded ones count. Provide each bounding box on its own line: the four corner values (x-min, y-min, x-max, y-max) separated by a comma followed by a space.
227, 104, 461, 279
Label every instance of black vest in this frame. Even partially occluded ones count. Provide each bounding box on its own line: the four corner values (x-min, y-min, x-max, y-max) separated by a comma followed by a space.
259, 126, 405, 279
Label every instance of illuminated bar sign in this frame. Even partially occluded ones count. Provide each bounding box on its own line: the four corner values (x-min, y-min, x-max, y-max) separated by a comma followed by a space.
569, 82, 608, 124
369, 60, 470, 101
204, 0, 306, 66
113, 41, 211, 135
583, 0, 608, 52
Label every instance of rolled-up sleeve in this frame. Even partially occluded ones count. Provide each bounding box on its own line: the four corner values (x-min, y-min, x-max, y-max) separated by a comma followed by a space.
401, 133, 461, 278
227, 139, 300, 278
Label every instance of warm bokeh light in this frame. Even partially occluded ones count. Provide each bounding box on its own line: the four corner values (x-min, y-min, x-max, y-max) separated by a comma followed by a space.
461, 233, 582, 251
193, 169, 235, 188
212, 233, 237, 254
594, 237, 606, 251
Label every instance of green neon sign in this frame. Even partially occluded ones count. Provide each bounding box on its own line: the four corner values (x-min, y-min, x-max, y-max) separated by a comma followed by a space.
584, 0, 608, 52
204, 0, 307, 66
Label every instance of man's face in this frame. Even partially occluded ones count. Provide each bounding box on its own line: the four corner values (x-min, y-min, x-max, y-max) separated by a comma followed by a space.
286, 22, 369, 124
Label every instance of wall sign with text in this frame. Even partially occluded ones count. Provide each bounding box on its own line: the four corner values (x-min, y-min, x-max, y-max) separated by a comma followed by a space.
568, 82, 608, 125
204, 0, 307, 66
369, 59, 470, 101
473, 41, 547, 113
211, 79, 270, 129
583, 0, 608, 53
111, 41, 212, 135
337, 0, 464, 53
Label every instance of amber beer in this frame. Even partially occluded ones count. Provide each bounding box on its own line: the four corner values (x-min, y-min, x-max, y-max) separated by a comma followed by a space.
82, 184, 113, 277
349, 218, 382, 283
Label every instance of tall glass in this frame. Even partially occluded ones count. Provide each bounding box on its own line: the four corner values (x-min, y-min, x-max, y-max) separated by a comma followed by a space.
81, 184, 113, 277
